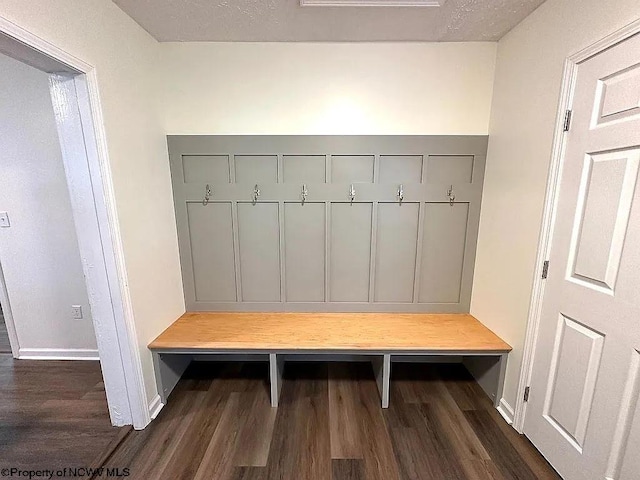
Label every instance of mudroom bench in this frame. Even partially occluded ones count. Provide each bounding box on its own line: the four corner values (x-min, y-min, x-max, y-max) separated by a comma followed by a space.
149, 312, 511, 408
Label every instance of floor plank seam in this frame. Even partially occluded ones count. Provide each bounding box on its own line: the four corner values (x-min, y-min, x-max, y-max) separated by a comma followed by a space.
88, 426, 134, 479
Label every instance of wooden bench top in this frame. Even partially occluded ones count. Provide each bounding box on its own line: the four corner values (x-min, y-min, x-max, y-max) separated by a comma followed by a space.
149, 312, 511, 353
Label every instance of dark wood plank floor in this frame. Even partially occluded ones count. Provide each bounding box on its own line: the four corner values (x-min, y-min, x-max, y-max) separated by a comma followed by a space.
0, 313, 11, 353
0, 354, 123, 475
102, 361, 560, 480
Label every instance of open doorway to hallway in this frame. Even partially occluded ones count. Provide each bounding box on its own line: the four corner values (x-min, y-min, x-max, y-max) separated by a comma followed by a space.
0, 20, 149, 429
0, 52, 98, 361
0, 50, 126, 468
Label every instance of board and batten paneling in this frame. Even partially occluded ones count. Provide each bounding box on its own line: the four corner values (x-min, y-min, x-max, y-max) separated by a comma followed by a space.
168, 136, 487, 312
330, 202, 373, 302
236, 202, 281, 302
186, 202, 236, 302
284, 202, 325, 302
375, 202, 420, 303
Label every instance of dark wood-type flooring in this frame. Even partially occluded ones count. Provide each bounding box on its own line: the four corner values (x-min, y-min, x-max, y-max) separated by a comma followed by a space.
102, 361, 560, 480
0, 314, 11, 354
0, 354, 124, 476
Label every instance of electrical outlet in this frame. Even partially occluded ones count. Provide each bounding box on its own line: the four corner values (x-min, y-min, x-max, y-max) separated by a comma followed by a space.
0, 211, 10, 228
71, 305, 83, 320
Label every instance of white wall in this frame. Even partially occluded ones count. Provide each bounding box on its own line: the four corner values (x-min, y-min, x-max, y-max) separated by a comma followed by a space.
0, 1, 185, 406
161, 42, 497, 135
0, 53, 96, 356
471, 0, 640, 411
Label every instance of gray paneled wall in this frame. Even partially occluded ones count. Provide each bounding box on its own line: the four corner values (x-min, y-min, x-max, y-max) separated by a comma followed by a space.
168, 136, 487, 312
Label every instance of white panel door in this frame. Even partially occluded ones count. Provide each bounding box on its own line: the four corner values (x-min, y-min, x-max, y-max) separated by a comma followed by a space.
525, 33, 640, 480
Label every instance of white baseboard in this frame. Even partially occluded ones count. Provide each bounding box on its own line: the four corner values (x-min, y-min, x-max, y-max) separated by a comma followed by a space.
497, 398, 515, 425
18, 348, 100, 360
148, 394, 164, 420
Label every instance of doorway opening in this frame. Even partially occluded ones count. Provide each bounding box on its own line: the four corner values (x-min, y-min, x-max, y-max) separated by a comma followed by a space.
0, 52, 99, 362
0, 23, 148, 428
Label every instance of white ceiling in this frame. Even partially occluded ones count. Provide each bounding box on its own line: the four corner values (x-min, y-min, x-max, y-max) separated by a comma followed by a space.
113, 0, 546, 42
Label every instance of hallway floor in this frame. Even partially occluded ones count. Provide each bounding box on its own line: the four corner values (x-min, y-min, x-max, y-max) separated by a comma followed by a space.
102, 361, 560, 480
0, 355, 123, 475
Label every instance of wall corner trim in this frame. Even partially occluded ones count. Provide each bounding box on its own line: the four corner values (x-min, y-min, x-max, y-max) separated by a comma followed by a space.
497, 398, 515, 425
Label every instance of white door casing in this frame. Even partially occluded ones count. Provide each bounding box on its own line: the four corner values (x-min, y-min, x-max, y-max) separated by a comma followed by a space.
524, 32, 640, 480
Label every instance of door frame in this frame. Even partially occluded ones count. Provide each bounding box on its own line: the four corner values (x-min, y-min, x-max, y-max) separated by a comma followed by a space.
0, 259, 19, 357
0, 16, 149, 428
515, 17, 640, 433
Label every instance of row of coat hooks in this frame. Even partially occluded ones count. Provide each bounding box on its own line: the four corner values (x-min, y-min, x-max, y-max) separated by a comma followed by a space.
202, 184, 456, 207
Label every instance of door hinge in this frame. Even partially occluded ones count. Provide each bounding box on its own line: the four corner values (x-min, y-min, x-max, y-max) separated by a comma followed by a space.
542, 260, 550, 279
524, 386, 531, 402
563, 110, 573, 132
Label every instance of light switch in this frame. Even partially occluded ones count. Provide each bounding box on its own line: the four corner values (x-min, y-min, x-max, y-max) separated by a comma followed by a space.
0, 212, 10, 228
72, 305, 83, 320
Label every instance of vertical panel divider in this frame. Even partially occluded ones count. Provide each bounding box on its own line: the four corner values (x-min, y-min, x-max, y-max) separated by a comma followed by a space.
277, 155, 286, 303
413, 154, 429, 303
279, 202, 286, 303
325, 154, 331, 183
368, 203, 378, 303
421, 153, 428, 184
368, 155, 380, 302
277, 154, 283, 183
229, 154, 243, 302
412, 203, 426, 303
325, 155, 331, 302
373, 154, 380, 183
229, 153, 236, 183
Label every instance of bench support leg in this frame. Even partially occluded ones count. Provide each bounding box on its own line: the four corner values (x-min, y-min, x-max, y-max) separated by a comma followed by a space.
495, 353, 508, 409
371, 354, 391, 408
463, 353, 508, 408
152, 352, 191, 404
269, 353, 285, 408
